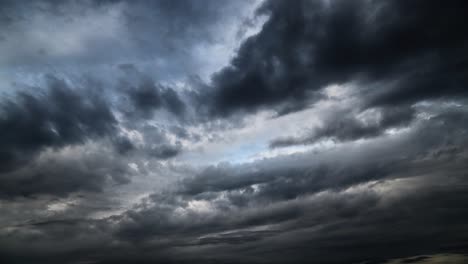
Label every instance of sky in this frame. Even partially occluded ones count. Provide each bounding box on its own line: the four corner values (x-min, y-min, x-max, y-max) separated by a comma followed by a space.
0, 0, 468, 263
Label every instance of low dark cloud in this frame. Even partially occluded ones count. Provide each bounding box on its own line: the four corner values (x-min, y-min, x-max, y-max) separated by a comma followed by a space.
0, 74, 184, 198
383, 254, 468, 264
206, 0, 468, 116
125, 79, 186, 118
0, 144, 131, 198
0, 76, 116, 173
101, 163, 468, 263
148, 143, 182, 160
33, 167, 463, 264
113, 136, 136, 155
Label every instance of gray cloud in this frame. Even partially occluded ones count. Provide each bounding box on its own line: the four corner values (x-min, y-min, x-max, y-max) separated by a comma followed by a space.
182, 108, 468, 201
0, 0, 258, 82
6, 168, 465, 264
0, 75, 116, 173
1, 0, 468, 263
103, 107, 468, 263
122, 76, 186, 119
0, 142, 131, 198
270, 106, 416, 147
205, 0, 468, 117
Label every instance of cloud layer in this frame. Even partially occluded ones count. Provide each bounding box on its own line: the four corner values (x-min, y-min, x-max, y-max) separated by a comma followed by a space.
1, 0, 468, 263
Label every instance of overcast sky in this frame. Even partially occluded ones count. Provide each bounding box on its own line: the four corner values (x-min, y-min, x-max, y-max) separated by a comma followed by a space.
1, 1, 468, 263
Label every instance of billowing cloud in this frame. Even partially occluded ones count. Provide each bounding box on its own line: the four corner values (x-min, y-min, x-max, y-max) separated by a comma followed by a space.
205, 0, 468, 116
0, 76, 116, 172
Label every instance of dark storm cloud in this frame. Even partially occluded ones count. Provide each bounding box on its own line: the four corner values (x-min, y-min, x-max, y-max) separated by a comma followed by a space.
0, 68, 185, 198
0, 144, 131, 198
124, 78, 186, 118
0, 75, 116, 173
127, 80, 163, 116
2, 175, 468, 264
1, 0, 468, 263
147, 143, 182, 160
270, 106, 416, 147
206, 0, 468, 116
0, 216, 115, 264
243, 178, 468, 264
0, 74, 182, 198
383, 254, 468, 264
113, 135, 135, 154
102, 169, 468, 264
115, 63, 190, 122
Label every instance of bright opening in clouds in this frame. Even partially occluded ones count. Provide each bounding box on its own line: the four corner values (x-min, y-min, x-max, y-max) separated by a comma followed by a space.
1, 1, 468, 263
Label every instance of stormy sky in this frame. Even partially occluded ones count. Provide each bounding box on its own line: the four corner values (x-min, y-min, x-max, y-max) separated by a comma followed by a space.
1, 0, 468, 263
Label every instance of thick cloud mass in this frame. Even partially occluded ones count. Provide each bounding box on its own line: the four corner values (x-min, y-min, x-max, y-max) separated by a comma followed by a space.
125, 78, 186, 118
207, 0, 468, 116
1, 0, 468, 263
0, 76, 116, 172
